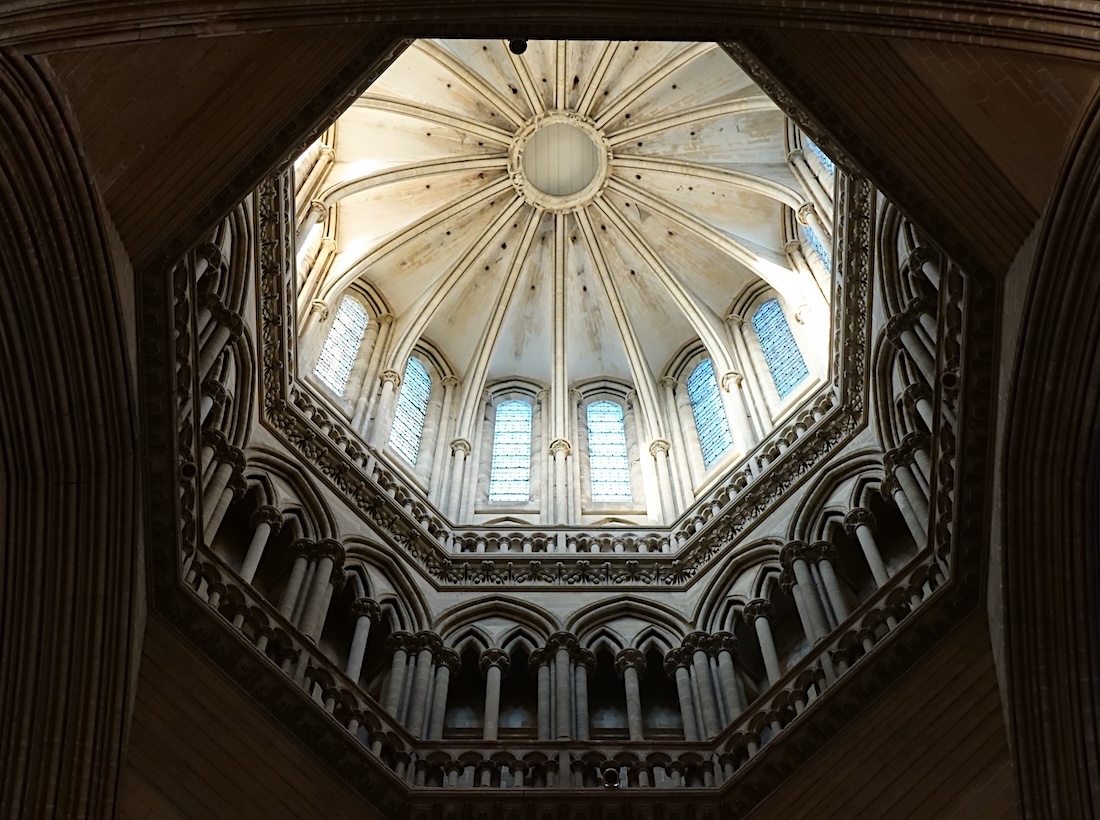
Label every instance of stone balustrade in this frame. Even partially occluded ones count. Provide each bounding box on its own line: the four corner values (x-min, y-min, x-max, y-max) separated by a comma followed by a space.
177, 535, 945, 793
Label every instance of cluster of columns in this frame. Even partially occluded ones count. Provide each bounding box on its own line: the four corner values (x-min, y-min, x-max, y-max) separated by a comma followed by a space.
198, 429, 247, 546
383, 631, 461, 740
662, 631, 746, 741
884, 434, 932, 545
276, 538, 347, 642
529, 633, 596, 744
779, 541, 852, 649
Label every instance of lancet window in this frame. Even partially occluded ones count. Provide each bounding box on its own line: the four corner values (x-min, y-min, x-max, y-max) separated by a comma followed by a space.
314, 295, 369, 395
751, 299, 809, 401
586, 400, 632, 503
488, 400, 533, 502
388, 358, 432, 464
687, 359, 734, 469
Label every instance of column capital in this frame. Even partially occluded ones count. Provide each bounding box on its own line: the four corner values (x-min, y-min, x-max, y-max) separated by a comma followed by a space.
479, 647, 511, 676
808, 540, 838, 563
683, 631, 716, 657
349, 597, 382, 624
902, 381, 933, 409
779, 540, 810, 570
648, 438, 671, 458
901, 430, 931, 454
658, 375, 678, 390
720, 370, 744, 391
380, 369, 402, 388
450, 438, 472, 456
907, 245, 942, 271
441, 374, 460, 388
331, 568, 348, 591
843, 507, 876, 535
904, 295, 937, 319
385, 630, 415, 653
413, 631, 444, 656
546, 631, 581, 656
614, 648, 647, 677
290, 538, 317, 560
787, 148, 805, 164
307, 198, 328, 217
662, 646, 692, 676
376, 312, 395, 326
528, 647, 551, 672
201, 427, 229, 454
797, 202, 817, 224
196, 241, 225, 272
784, 238, 804, 255
880, 474, 903, 498
309, 299, 330, 321
437, 647, 461, 674
250, 505, 283, 533
743, 598, 776, 625
317, 538, 346, 568
885, 312, 917, 343
778, 568, 796, 593
549, 438, 572, 457
712, 631, 738, 654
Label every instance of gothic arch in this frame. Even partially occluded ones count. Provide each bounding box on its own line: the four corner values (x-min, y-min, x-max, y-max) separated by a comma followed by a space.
434, 596, 559, 643
243, 447, 338, 539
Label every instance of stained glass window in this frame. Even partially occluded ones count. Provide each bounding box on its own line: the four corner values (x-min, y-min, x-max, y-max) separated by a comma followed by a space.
489, 400, 533, 502
801, 223, 832, 272
587, 401, 632, 502
388, 358, 432, 464
803, 137, 836, 176
687, 359, 734, 468
752, 298, 809, 400
315, 296, 369, 395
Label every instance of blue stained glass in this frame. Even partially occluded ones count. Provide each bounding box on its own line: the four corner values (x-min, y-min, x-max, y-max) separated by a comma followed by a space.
388, 358, 432, 464
489, 400, 532, 502
315, 296, 369, 395
687, 359, 734, 469
587, 401, 632, 502
804, 138, 836, 175
801, 223, 832, 272
752, 299, 809, 400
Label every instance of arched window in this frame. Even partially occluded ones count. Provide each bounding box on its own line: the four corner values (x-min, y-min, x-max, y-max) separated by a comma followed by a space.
687, 359, 733, 468
488, 400, 533, 502
803, 137, 835, 176
586, 400, 632, 502
801, 223, 832, 272
752, 298, 809, 400
315, 295, 369, 395
388, 358, 432, 464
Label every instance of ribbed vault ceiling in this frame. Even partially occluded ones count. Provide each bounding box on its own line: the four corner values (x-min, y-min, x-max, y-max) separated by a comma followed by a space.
316, 39, 820, 435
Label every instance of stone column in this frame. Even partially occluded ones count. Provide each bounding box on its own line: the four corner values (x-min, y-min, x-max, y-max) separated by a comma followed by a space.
649, 439, 678, 523
428, 649, 460, 740
548, 633, 576, 740
798, 201, 832, 245
199, 378, 227, 425
550, 438, 571, 523
382, 632, 413, 715
744, 599, 782, 685
684, 633, 721, 738
902, 382, 936, 431
883, 474, 927, 545
903, 431, 934, 488
908, 246, 943, 290
201, 444, 245, 544
345, 598, 381, 684
659, 376, 693, 509
781, 541, 829, 642
531, 649, 552, 741
843, 508, 890, 587
664, 649, 700, 741
197, 309, 243, 385
887, 449, 930, 525
297, 198, 328, 243
299, 539, 345, 642
713, 632, 745, 719
353, 313, 393, 428
811, 541, 851, 621
446, 439, 471, 520
407, 633, 442, 737
788, 150, 832, 222
575, 649, 593, 741
277, 539, 315, 619
674, 378, 706, 484
615, 649, 647, 741
369, 368, 402, 449
720, 371, 758, 453
239, 505, 282, 583
480, 648, 511, 741
887, 312, 935, 385
428, 375, 459, 506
